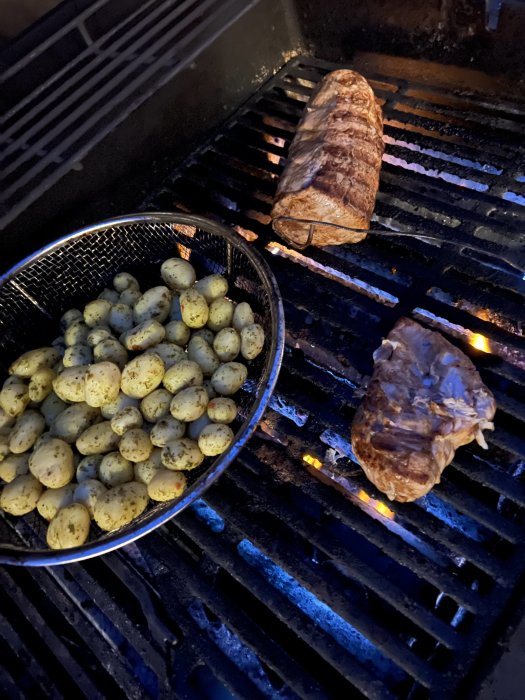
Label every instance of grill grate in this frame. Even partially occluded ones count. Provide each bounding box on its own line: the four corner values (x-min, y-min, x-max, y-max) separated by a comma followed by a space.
3, 56, 525, 698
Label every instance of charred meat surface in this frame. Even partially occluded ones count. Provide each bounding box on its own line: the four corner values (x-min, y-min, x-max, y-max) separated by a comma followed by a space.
271, 69, 383, 247
351, 318, 496, 502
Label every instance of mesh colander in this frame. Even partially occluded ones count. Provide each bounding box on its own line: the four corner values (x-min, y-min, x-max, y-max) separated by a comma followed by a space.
0, 213, 285, 566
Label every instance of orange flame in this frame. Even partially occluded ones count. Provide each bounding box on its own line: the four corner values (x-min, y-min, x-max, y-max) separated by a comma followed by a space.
302, 453, 323, 470
470, 333, 491, 353
358, 489, 394, 519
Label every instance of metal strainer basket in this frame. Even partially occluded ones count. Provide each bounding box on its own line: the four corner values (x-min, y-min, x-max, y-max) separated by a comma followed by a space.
0, 213, 285, 566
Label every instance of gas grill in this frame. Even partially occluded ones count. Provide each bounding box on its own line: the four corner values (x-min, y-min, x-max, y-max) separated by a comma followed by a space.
1, 1, 525, 698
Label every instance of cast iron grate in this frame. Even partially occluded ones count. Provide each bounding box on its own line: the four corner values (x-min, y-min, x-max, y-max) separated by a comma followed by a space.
2, 56, 525, 699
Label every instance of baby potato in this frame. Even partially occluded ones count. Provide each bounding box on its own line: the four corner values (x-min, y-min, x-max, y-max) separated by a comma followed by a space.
140, 388, 172, 422
99, 451, 134, 487
161, 438, 204, 471
188, 337, 220, 376
169, 294, 182, 321
28, 367, 56, 402
76, 421, 120, 455
198, 423, 234, 456
187, 413, 212, 441
211, 362, 248, 396
0, 474, 43, 515
85, 362, 121, 408
113, 271, 139, 293
161, 258, 196, 290
41, 392, 67, 425
232, 302, 255, 331
0, 383, 30, 417
100, 391, 139, 420
86, 327, 113, 347
47, 503, 90, 549
98, 288, 120, 304
33, 431, 54, 451
202, 379, 217, 400
165, 320, 191, 346
150, 417, 185, 447
192, 328, 215, 345
207, 397, 237, 424
37, 484, 76, 521
121, 353, 165, 399
0, 406, 14, 431
180, 288, 209, 328
195, 274, 228, 303
119, 428, 152, 463
9, 410, 45, 453
123, 319, 166, 351
148, 469, 187, 502
74, 479, 107, 517
241, 323, 265, 360
170, 386, 209, 422
0, 453, 29, 483
163, 360, 202, 394
64, 321, 89, 347
77, 454, 103, 482
109, 303, 134, 334
60, 308, 83, 331
52, 402, 100, 443
29, 438, 74, 488
133, 286, 171, 324
207, 297, 234, 332
93, 481, 148, 531
93, 338, 128, 369
145, 342, 185, 369
213, 327, 241, 362
63, 343, 93, 367
120, 288, 142, 306
9, 347, 60, 378
53, 365, 88, 403
3, 375, 24, 389
111, 406, 143, 436
84, 299, 112, 328
134, 448, 163, 485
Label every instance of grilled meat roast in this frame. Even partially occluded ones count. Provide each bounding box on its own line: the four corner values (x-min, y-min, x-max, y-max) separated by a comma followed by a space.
351, 318, 496, 502
271, 69, 384, 247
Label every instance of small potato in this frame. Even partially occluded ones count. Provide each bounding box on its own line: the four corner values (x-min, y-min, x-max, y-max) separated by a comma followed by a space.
28, 367, 56, 402
169, 294, 182, 321
64, 321, 90, 346
165, 320, 191, 346
180, 288, 209, 329
148, 469, 187, 502
53, 365, 88, 403
37, 484, 76, 521
213, 328, 241, 362
241, 323, 265, 360
211, 362, 248, 396
163, 360, 202, 394
170, 386, 209, 422
63, 343, 93, 367
0, 474, 43, 515
87, 327, 113, 347
100, 392, 139, 420
203, 379, 217, 400
99, 451, 134, 487
60, 308, 83, 331
77, 421, 120, 455
113, 272, 139, 293
150, 417, 185, 447
192, 328, 215, 345
119, 428, 152, 463
198, 423, 234, 457
84, 299, 112, 328
121, 353, 165, 399
52, 402, 100, 443
207, 298, 234, 332
77, 454, 103, 482
94, 482, 148, 531
93, 338, 128, 369
47, 503, 90, 549
0, 383, 30, 417
195, 274, 228, 303
109, 303, 134, 334
161, 258, 196, 290
120, 288, 142, 306
232, 302, 255, 331
3, 375, 24, 389
145, 342, 185, 369
188, 337, 220, 376
187, 413, 212, 441
74, 479, 107, 517
85, 362, 121, 408
140, 388, 173, 422
208, 397, 237, 424
133, 286, 171, 324
134, 448, 163, 485
9, 410, 45, 454
98, 288, 120, 304
29, 438, 74, 488
123, 319, 165, 351
9, 347, 60, 377
41, 392, 67, 425
0, 406, 15, 431
0, 453, 29, 483
111, 406, 143, 436
162, 438, 204, 471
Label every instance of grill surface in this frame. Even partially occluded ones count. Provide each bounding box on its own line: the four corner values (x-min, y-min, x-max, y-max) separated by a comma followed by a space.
2, 55, 525, 699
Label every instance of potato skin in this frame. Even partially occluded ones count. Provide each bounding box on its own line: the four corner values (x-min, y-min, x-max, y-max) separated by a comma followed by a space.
161, 438, 204, 471
37, 484, 76, 521
76, 422, 120, 455
119, 428, 152, 463
198, 423, 234, 456
9, 347, 60, 378
163, 360, 202, 394
170, 386, 209, 422
9, 410, 45, 454
47, 503, 91, 549
210, 363, 248, 396
93, 482, 148, 531
0, 474, 43, 515
180, 289, 209, 329
121, 354, 165, 399
29, 438, 75, 488
161, 259, 196, 290
148, 469, 187, 501
85, 362, 121, 408
240, 324, 265, 360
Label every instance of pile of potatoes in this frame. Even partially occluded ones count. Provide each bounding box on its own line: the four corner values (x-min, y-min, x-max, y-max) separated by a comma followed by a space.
0, 259, 265, 550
